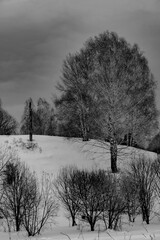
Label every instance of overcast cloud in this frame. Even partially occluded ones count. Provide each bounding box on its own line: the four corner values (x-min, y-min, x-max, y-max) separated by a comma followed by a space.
0, 0, 160, 121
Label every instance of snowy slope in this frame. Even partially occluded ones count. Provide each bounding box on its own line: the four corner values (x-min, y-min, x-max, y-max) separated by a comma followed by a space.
0, 135, 159, 240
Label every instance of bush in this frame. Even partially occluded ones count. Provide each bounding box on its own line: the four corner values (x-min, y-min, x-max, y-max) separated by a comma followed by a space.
54, 166, 80, 226
23, 172, 59, 236
55, 166, 123, 231
128, 155, 156, 224
0, 159, 33, 231
73, 168, 107, 231
0, 157, 58, 236
101, 173, 126, 230
121, 173, 141, 222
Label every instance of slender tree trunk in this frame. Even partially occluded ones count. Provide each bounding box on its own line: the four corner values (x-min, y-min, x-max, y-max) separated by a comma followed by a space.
79, 114, 89, 141
15, 216, 20, 232
29, 100, 33, 142
71, 215, 77, 226
82, 127, 89, 141
110, 139, 118, 173
146, 214, 150, 224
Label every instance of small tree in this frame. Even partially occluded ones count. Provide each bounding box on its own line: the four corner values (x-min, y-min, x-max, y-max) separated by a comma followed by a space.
152, 158, 160, 204
121, 173, 140, 222
0, 108, 17, 135
0, 146, 17, 212
74, 169, 107, 231
102, 173, 126, 230
20, 98, 37, 136
54, 166, 80, 226
129, 155, 156, 224
23, 172, 59, 237
1, 159, 32, 231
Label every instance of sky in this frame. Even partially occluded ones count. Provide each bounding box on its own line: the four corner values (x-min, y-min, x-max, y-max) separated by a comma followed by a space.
0, 0, 160, 122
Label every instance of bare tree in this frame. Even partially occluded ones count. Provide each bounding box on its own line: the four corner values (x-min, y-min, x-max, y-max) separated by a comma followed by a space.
73, 168, 107, 231
20, 98, 37, 135
128, 155, 156, 224
23, 172, 59, 237
121, 173, 140, 222
54, 166, 80, 226
152, 158, 160, 203
0, 146, 17, 215
55, 49, 102, 141
56, 31, 158, 173
0, 108, 17, 135
101, 173, 126, 230
0, 159, 32, 231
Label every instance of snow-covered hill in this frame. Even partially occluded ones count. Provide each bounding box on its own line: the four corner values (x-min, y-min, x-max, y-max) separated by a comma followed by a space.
0, 135, 159, 240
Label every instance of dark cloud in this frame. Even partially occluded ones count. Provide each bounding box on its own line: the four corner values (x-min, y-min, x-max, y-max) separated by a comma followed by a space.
0, 0, 160, 121
0, 6, 88, 118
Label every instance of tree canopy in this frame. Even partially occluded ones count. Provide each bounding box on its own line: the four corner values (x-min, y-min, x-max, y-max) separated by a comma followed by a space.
56, 31, 158, 172
20, 98, 56, 136
0, 102, 18, 135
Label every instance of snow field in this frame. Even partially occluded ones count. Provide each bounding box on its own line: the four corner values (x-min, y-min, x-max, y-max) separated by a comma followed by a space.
0, 135, 159, 240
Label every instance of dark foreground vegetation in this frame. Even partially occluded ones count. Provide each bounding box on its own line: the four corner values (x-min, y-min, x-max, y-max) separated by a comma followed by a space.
54, 155, 160, 231
0, 150, 59, 237
0, 147, 160, 235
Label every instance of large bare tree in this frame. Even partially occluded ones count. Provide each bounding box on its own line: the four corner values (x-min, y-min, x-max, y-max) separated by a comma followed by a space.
56, 31, 158, 173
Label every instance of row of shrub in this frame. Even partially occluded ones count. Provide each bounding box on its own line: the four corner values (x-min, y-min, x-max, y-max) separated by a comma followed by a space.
0, 150, 160, 235
54, 155, 160, 231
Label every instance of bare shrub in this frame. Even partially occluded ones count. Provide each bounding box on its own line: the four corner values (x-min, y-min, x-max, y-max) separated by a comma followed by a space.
54, 166, 108, 231
0, 158, 32, 231
128, 155, 156, 224
23, 172, 59, 237
73, 168, 107, 231
0, 147, 19, 229
102, 173, 126, 230
0, 154, 59, 236
54, 166, 80, 227
121, 173, 141, 222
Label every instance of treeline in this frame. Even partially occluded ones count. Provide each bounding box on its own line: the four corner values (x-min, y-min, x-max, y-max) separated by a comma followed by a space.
20, 97, 57, 136
0, 100, 17, 135
54, 155, 160, 231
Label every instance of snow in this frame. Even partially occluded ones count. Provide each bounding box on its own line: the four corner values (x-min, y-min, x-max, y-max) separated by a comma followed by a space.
0, 135, 159, 240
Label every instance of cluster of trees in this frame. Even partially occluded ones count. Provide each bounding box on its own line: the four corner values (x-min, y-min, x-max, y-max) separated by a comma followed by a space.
148, 133, 160, 154
0, 100, 17, 135
55, 31, 158, 173
20, 97, 57, 136
0, 150, 59, 236
54, 155, 160, 231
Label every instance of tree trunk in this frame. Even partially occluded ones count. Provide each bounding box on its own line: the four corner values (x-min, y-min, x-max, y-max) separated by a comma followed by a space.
108, 217, 113, 229
110, 140, 118, 173
82, 123, 89, 141
90, 222, 95, 231
15, 216, 20, 232
29, 100, 33, 142
146, 214, 150, 224
71, 216, 77, 226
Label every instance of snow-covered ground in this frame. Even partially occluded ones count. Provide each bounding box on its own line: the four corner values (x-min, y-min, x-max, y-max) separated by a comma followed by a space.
0, 135, 159, 240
